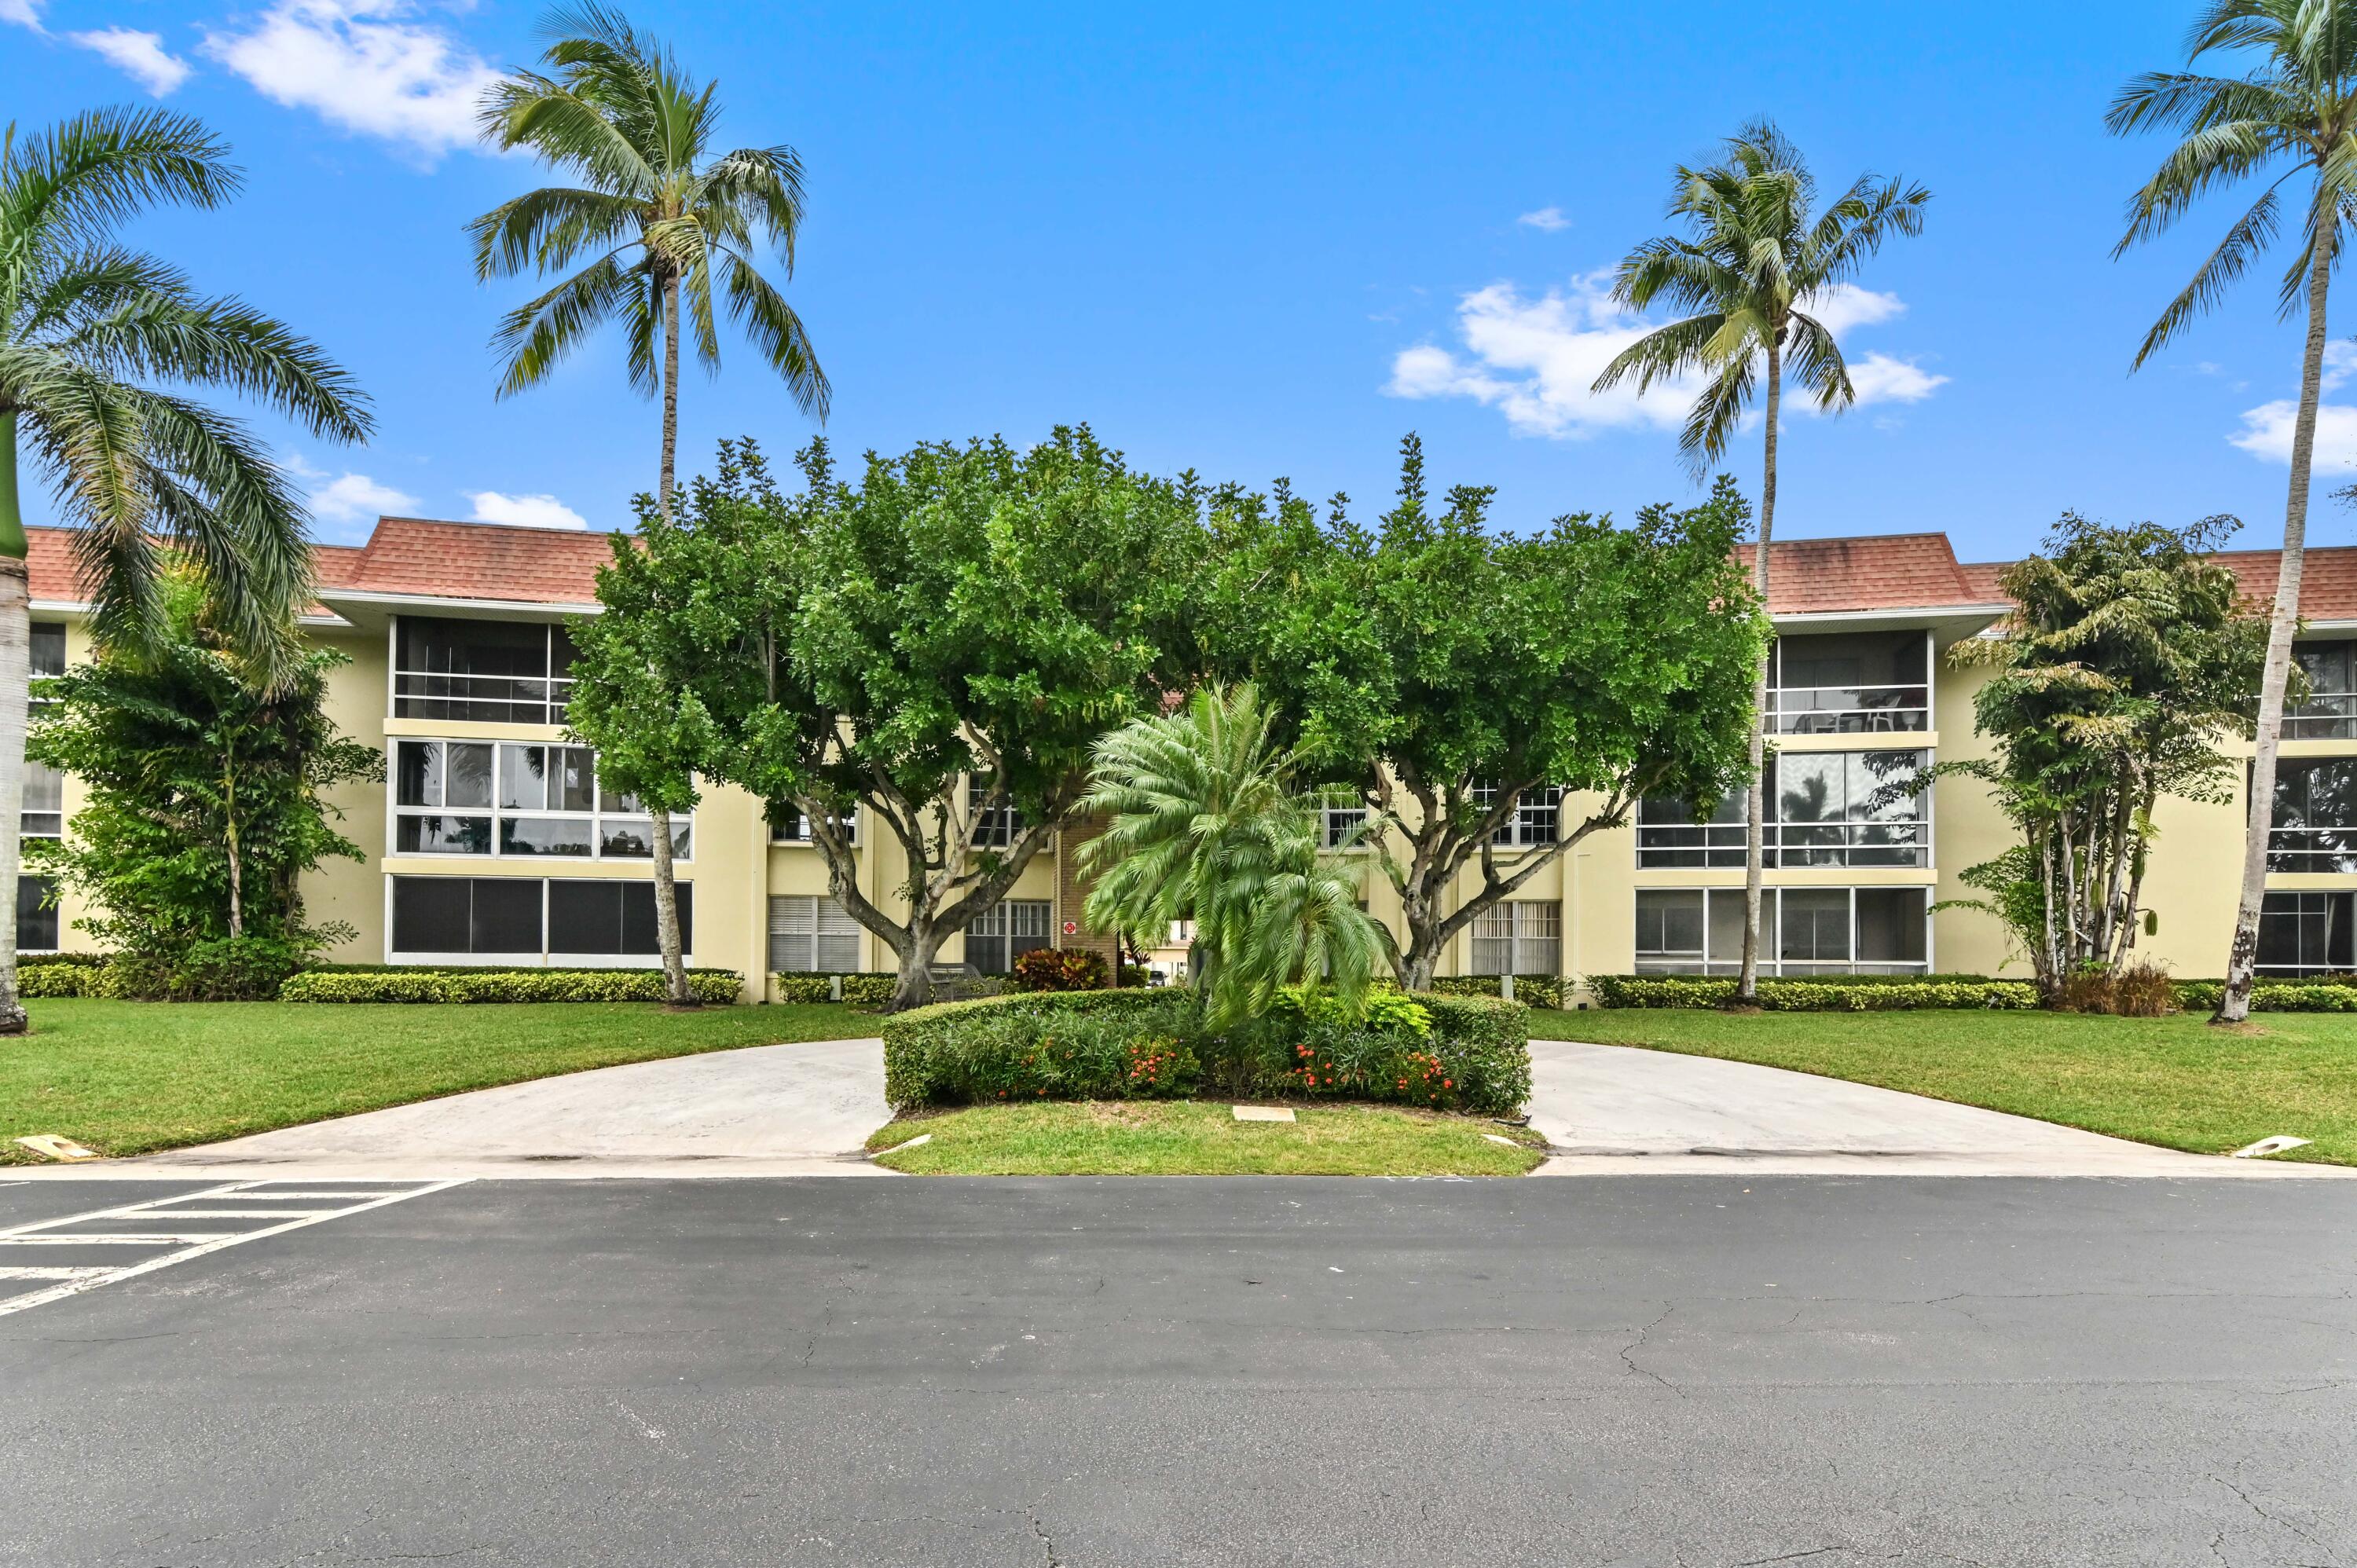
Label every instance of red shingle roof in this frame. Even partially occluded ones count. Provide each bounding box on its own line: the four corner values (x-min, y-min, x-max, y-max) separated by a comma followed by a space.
24, 517, 618, 612
1734, 533, 1997, 614
2208, 547, 2357, 621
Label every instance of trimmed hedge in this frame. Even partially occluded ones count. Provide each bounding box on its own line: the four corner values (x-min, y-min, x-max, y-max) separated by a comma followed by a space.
881, 987, 1530, 1115
20, 960, 103, 998
1587, 974, 2040, 1011
280, 967, 743, 1004
1428, 974, 1565, 1010
2174, 980, 2357, 1013
774, 973, 834, 1004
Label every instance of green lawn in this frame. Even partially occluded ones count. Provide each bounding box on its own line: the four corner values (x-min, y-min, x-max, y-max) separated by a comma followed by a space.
1534, 1006, 2357, 1166
0, 998, 878, 1161
867, 1101, 1549, 1176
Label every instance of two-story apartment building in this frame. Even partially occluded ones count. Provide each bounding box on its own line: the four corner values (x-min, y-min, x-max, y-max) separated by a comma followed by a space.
18, 519, 2357, 996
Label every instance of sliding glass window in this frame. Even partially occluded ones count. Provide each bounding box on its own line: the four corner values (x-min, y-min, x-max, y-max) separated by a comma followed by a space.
1633, 887, 1929, 975
2267, 758, 2357, 873
393, 740, 688, 860
1638, 751, 1928, 869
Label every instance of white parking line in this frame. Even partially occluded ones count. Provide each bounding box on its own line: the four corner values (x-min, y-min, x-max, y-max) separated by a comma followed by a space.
0, 1178, 468, 1317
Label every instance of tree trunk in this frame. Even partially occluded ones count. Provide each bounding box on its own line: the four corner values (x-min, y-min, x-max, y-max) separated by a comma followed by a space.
2216, 221, 2330, 1024
648, 806, 693, 1006
224, 767, 243, 940
888, 918, 947, 1013
1736, 339, 1780, 1004
659, 270, 682, 523
0, 409, 28, 1033
645, 272, 691, 1006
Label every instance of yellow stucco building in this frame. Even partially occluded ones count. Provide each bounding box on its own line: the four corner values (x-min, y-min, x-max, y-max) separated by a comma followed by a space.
18, 521, 2355, 998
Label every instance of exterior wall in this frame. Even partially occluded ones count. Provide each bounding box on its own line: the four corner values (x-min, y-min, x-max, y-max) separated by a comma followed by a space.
26, 595, 2352, 998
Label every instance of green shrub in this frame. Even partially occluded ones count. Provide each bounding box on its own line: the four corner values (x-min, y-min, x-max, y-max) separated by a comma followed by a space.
840, 973, 898, 1007
773, 973, 834, 1004
1010, 947, 1109, 992
2173, 980, 2357, 1013
281, 967, 742, 1004
881, 987, 1530, 1115
90, 936, 306, 1001
19, 962, 98, 998
1587, 974, 2041, 1011
1428, 973, 1564, 1010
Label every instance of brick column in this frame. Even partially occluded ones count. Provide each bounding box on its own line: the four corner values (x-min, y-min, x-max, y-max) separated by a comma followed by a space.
1054, 811, 1125, 980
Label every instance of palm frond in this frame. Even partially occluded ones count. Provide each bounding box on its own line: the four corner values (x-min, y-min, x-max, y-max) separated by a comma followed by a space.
720, 249, 830, 418
466, 185, 644, 280
488, 249, 643, 398
0, 107, 236, 256
64, 291, 373, 441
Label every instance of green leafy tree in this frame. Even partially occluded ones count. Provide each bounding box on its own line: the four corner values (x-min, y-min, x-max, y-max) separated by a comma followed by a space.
564, 494, 718, 1004
475, 2, 828, 980
1080, 684, 1387, 1028
2108, 0, 2357, 1023
0, 108, 372, 1028
1935, 514, 2271, 996
27, 570, 381, 984
625, 430, 1205, 1011
1593, 119, 1927, 1003
1208, 438, 1767, 991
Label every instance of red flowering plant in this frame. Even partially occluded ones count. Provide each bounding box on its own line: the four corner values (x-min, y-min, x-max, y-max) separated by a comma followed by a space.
1124, 1035, 1200, 1097
1010, 947, 1112, 993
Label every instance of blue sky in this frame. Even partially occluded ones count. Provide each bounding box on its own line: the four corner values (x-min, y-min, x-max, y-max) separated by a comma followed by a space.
3, 1, 2346, 564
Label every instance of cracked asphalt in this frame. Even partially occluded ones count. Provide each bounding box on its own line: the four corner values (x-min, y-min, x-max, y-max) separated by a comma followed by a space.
2, 1174, 2353, 1566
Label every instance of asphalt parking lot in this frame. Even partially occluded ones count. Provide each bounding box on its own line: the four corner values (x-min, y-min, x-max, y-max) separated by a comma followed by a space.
2, 1174, 2352, 1567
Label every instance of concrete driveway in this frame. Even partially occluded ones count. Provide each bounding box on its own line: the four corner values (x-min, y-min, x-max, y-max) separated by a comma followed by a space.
1527, 1035, 2348, 1177
120, 1036, 893, 1180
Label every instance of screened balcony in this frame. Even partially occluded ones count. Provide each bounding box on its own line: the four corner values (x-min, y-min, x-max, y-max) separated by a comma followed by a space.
2286, 639, 2357, 740
1767, 631, 1931, 735
1637, 750, 1930, 869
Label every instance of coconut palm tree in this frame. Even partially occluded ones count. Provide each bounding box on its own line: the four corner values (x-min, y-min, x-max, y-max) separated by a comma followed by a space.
1080, 684, 1387, 1028
471, 1, 829, 1005
1593, 120, 1927, 1003
2110, 0, 2357, 1024
0, 108, 372, 1033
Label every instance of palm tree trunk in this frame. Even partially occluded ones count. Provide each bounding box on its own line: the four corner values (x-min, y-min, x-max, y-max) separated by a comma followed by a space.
649, 270, 691, 1006
1736, 341, 1780, 1004
0, 408, 29, 1032
2216, 224, 2330, 1024
659, 269, 682, 523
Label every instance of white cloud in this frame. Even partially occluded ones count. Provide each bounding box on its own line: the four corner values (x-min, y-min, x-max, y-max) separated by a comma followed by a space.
2324, 341, 2357, 394
306, 468, 420, 523
203, 1, 500, 159
1387, 273, 1946, 439
1516, 207, 1570, 233
70, 27, 192, 96
468, 491, 590, 530
0, 0, 42, 31
1842, 352, 1949, 406
2228, 400, 2357, 473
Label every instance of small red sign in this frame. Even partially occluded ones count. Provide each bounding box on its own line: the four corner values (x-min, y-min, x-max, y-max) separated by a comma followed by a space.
1062, 921, 1079, 936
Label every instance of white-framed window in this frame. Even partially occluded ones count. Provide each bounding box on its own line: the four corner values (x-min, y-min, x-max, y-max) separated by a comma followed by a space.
392, 615, 577, 725
768, 894, 864, 973
1470, 900, 1560, 976
966, 899, 1050, 974
1322, 803, 1368, 848
2288, 640, 2357, 740
1638, 750, 1930, 870
391, 739, 689, 861
1633, 887, 1930, 975
387, 874, 691, 965
20, 625, 67, 954
969, 778, 1023, 848
1469, 783, 1563, 847
771, 803, 858, 845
